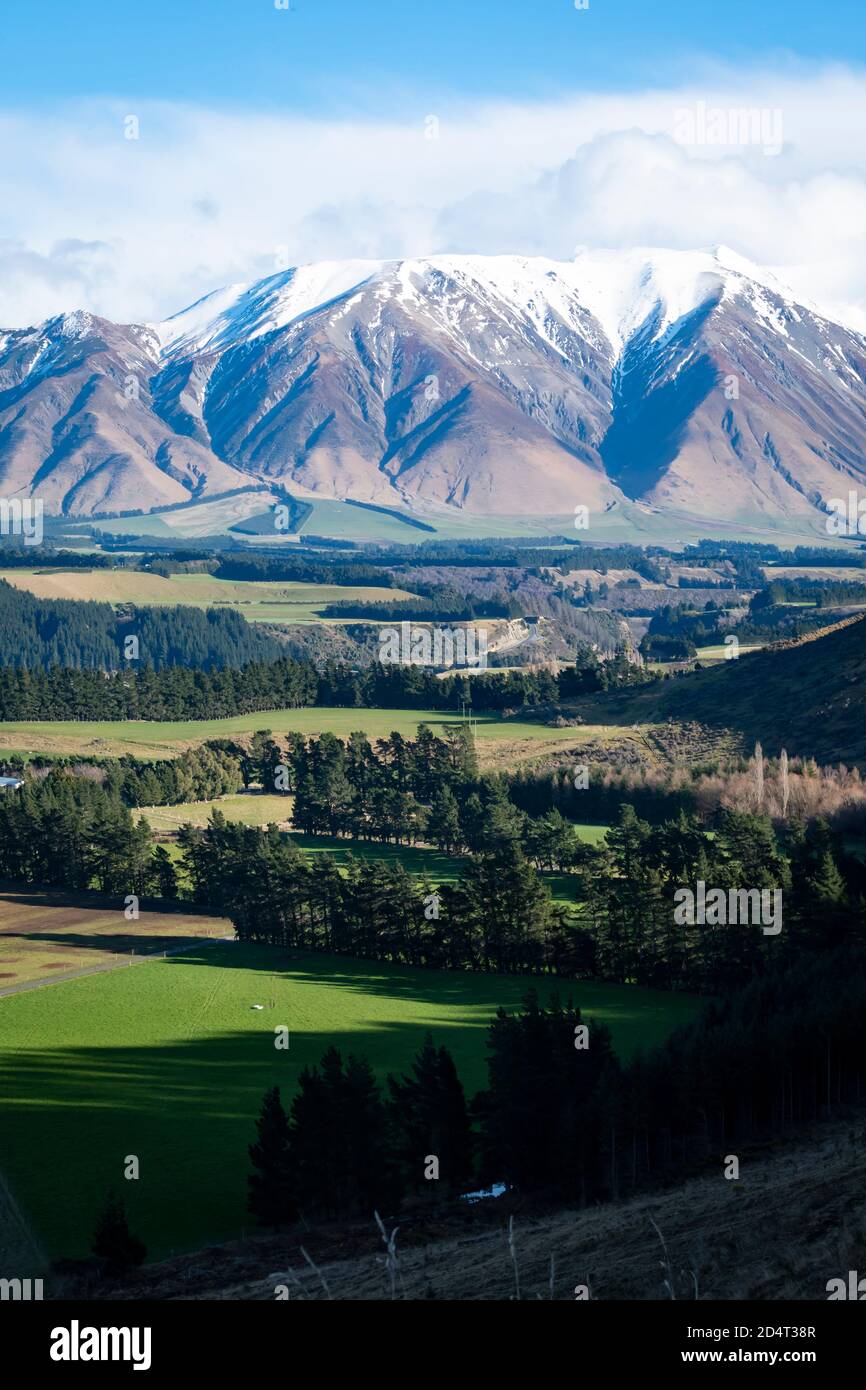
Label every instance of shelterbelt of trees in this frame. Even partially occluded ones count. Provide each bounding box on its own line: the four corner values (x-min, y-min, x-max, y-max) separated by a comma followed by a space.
244, 946, 866, 1226
179, 803, 857, 992
0, 741, 859, 992
0, 648, 647, 721
320, 594, 515, 620
10, 726, 865, 848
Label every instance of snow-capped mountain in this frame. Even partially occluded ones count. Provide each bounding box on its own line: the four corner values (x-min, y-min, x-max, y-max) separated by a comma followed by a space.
2, 247, 866, 529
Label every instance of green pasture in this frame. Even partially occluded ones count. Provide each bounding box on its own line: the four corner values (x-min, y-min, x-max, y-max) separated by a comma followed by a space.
0, 943, 703, 1261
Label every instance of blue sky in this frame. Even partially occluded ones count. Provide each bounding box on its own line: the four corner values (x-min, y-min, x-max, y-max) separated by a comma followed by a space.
4, 0, 866, 110
4, 1, 866, 329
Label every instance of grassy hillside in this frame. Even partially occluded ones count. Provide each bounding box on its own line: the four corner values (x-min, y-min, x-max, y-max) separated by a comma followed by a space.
0, 706, 641, 766
659, 615, 866, 764
0, 943, 701, 1261
578, 615, 866, 767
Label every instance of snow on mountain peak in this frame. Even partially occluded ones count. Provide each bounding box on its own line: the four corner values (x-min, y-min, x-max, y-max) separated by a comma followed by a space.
564, 248, 724, 355
49, 309, 96, 341
6, 245, 866, 532
151, 248, 820, 364
154, 260, 384, 355
559, 245, 806, 355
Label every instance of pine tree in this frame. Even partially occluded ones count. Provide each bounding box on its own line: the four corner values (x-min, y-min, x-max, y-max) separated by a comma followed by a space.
247, 1086, 297, 1227
91, 1192, 146, 1277
427, 785, 462, 853
388, 1034, 474, 1195
477, 992, 619, 1200
151, 844, 178, 899
287, 1048, 399, 1217
343, 1053, 401, 1212
289, 1048, 348, 1216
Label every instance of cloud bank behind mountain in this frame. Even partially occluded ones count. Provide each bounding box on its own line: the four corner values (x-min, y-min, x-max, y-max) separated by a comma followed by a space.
3, 65, 866, 331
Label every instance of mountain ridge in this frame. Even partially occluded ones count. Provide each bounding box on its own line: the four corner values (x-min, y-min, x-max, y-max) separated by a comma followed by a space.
2, 247, 865, 532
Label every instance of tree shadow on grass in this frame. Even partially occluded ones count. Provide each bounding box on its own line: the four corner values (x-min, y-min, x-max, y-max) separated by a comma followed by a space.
0, 1017, 486, 1268
0, 943, 704, 1269
160, 941, 702, 1034
287, 833, 465, 880
2, 931, 227, 955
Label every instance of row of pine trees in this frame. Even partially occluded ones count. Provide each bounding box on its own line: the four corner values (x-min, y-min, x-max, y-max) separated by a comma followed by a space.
0, 645, 629, 720
0, 760, 858, 991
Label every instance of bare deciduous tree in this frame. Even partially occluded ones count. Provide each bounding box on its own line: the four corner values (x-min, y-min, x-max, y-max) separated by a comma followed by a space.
753, 741, 765, 811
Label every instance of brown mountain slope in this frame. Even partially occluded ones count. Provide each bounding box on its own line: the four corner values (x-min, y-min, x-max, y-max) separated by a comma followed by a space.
0, 312, 248, 514
4, 250, 866, 526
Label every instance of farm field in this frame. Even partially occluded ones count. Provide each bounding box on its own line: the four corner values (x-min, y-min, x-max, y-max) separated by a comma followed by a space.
154, 826, 472, 886
280, 827, 606, 908
71, 491, 283, 539
287, 832, 468, 880
56, 490, 837, 548
0, 894, 230, 991
253, 497, 439, 543
137, 793, 294, 833
0, 707, 643, 765
2, 569, 418, 624
761, 566, 866, 581
135, 790, 610, 848
287, 822, 609, 863
65, 493, 440, 544
0, 940, 704, 1262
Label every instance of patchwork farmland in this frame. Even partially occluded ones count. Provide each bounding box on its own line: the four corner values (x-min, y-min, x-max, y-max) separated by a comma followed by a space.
0, 893, 230, 992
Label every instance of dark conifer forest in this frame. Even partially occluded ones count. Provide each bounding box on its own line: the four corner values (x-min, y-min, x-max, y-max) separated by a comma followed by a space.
0, 580, 284, 671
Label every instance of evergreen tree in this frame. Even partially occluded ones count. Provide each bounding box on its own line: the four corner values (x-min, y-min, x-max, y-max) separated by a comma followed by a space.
427, 785, 462, 853
388, 1034, 474, 1195
247, 1086, 297, 1227
344, 1053, 401, 1212
477, 992, 619, 1201
151, 844, 178, 899
91, 1193, 146, 1277
288, 1048, 399, 1217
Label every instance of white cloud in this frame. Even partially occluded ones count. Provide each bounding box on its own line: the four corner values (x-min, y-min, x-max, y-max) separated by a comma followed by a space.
3, 65, 866, 330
